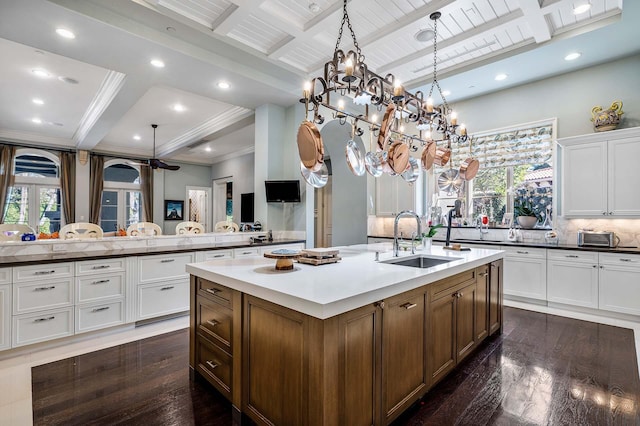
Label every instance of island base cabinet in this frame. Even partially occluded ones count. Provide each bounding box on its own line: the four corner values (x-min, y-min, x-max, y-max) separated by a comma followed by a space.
489, 260, 503, 335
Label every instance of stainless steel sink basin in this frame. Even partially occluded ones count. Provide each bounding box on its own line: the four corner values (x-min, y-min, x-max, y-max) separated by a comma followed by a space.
383, 255, 462, 268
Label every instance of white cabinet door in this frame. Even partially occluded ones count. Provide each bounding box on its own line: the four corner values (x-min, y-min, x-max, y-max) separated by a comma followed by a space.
502, 247, 547, 301
375, 174, 416, 217
138, 253, 194, 284
608, 136, 640, 216
598, 253, 640, 315
13, 307, 74, 347
76, 300, 125, 333
396, 178, 415, 213
547, 261, 598, 308
195, 250, 233, 262
562, 142, 607, 216
0, 284, 10, 350
233, 247, 259, 258
137, 280, 190, 320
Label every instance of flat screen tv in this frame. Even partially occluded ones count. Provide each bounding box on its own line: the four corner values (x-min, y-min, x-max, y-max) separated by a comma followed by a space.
265, 180, 301, 203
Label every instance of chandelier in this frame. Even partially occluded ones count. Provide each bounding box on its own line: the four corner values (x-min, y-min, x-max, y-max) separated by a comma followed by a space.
298, 1, 473, 185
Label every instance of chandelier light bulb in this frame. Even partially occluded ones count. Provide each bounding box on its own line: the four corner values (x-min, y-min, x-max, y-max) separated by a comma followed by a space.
393, 80, 403, 97
460, 124, 467, 136
338, 99, 345, 111
450, 111, 458, 126
344, 58, 354, 77
426, 97, 434, 113
371, 114, 378, 124
303, 81, 311, 99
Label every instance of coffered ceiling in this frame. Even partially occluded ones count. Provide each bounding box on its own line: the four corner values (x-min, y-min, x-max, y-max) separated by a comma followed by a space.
0, 0, 637, 165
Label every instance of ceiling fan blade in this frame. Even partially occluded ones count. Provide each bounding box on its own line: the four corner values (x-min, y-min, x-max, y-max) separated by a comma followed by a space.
150, 158, 180, 171
126, 160, 148, 167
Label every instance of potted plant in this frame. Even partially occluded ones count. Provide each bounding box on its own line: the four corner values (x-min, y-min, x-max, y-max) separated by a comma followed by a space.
514, 198, 539, 229
421, 223, 443, 249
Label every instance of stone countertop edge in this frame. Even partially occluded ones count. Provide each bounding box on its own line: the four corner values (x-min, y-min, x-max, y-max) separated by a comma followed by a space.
368, 236, 640, 254
0, 239, 306, 267
187, 246, 505, 319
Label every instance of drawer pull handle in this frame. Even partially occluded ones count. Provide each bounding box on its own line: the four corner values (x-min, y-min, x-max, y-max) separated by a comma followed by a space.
242, 251, 252, 255
213, 254, 225, 258
91, 265, 110, 270
205, 288, 222, 295
205, 360, 219, 370
401, 302, 417, 310
566, 255, 579, 258
34, 316, 55, 323
91, 279, 110, 285
620, 258, 633, 262
160, 286, 175, 291
161, 259, 175, 263
516, 251, 529, 254
34, 286, 56, 291
206, 319, 219, 327
92, 307, 110, 313
478, 272, 488, 277
34, 270, 55, 275
593, 265, 597, 268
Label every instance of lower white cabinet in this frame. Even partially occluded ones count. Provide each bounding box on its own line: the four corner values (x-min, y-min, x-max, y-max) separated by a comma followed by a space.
598, 253, 640, 315
196, 250, 233, 261
76, 273, 125, 304
75, 300, 125, 334
137, 280, 190, 320
13, 279, 74, 315
0, 284, 10, 350
547, 251, 599, 308
233, 247, 260, 258
502, 247, 547, 301
12, 307, 74, 347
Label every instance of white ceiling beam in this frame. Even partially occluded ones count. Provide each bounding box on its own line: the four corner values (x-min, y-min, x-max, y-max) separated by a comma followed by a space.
375, 10, 524, 75
518, 0, 552, 43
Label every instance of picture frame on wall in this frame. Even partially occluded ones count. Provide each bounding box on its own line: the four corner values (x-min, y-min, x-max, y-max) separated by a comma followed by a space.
164, 200, 184, 220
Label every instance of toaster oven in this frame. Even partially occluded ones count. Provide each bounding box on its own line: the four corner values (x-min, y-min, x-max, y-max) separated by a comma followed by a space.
577, 230, 617, 247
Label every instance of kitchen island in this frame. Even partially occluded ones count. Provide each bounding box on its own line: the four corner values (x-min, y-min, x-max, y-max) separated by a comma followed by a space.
187, 244, 504, 425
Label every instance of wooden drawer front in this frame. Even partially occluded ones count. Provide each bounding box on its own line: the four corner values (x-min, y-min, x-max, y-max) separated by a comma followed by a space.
13, 279, 74, 314
197, 278, 232, 307
501, 247, 546, 259
13, 262, 73, 283
599, 253, 640, 267
196, 337, 232, 400
233, 247, 259, 258
137, 281, 190, 320
76, 273, 125, 304
430, 269, 476, 301
547, 250, 598, 263
138, 253, 193, 284
0, 268, 11, 285
75, 258, 126, 276
197, 299, 233, 353
13, 307, 74, 347
196, 250, 233, 262
76, 300, 125, 334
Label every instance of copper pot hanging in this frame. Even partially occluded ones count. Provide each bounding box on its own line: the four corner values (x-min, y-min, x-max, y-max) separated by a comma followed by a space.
297, 120, 324, 172
377, 103, 396, 151
388, 140, 410, 175
459, 138, 479, 181
421, 140, 436, 170
433, 141, 451, 167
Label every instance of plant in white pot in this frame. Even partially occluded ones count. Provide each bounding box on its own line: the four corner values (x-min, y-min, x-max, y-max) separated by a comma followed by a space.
514, 198, 539, 229
421, 223, 444, 249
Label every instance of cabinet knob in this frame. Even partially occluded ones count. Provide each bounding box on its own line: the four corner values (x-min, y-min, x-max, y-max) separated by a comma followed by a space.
609, 212, 613, 215
478, 272, 488, 277
602, 212, 607, 215
600, 266, 604, 269
593, 265, 597, 268
374, 301, 385, 309
401, 302, 417, 310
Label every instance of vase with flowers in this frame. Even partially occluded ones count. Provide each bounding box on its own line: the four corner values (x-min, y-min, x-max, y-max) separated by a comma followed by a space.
421, 222, 443, 249
514, 198, 539, 229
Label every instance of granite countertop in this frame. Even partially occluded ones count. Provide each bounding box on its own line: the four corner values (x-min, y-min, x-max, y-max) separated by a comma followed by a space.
187, 244, 504, 319
368, 235, 640, 254
0, 239, 306, 267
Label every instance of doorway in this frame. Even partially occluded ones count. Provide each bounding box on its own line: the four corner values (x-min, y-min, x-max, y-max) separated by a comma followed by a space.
186, 186, 211, 232
213, 177, 233, 227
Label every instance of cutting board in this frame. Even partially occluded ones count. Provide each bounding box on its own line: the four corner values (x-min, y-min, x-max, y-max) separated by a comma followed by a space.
297, 256, 342, 265
301, 248, 340, 258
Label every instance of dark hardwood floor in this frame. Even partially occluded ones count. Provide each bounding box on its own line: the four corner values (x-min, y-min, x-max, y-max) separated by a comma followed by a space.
32, 307, 640, 425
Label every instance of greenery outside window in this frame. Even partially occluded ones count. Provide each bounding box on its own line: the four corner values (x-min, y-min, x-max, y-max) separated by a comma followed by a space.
100, 161, 142, 232
3, 150, 62, 233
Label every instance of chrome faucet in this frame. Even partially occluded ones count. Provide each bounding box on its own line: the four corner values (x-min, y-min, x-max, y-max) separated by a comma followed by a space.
477, 216, 489, 240
394, 210, 422, 257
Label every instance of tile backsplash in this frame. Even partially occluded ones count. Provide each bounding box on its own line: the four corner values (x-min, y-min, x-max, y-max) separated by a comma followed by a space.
368, 216, 640, 247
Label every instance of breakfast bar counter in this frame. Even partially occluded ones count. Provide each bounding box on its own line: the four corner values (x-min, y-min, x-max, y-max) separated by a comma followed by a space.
187, 244, 505, 426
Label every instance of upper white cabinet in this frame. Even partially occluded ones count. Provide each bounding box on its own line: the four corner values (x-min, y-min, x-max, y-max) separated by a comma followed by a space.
559, 128, 640, 217
375, 173, 415, 217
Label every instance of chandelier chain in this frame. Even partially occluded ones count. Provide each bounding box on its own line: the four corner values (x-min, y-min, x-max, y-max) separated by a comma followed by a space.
334, 0, 363, 59
428, 13, 450, 113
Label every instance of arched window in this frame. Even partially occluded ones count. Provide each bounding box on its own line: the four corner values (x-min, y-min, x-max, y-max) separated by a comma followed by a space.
100, 160, 142, 232
3, 149, 62, 233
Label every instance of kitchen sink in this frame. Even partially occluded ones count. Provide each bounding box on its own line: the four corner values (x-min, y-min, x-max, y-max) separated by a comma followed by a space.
383, 255, 462, 269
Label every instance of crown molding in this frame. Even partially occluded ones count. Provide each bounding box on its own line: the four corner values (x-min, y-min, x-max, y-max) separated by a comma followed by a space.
73, 70, 127, 146
209, 145, 255, 164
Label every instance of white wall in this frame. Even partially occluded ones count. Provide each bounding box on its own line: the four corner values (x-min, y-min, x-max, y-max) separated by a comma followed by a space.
211, 152, 255, 224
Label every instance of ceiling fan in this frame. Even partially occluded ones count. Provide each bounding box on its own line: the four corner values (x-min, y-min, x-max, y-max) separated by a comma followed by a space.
130, 124, 180, 171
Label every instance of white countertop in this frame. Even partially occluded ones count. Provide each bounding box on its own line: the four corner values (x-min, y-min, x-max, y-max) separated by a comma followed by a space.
187, 243, 505, 319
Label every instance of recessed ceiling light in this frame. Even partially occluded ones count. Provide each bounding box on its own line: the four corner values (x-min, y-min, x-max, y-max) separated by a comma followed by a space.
166, 26, 176, 32
173, 103, 186, 112
217, 81, 230, 89
565, 52, 581, 61
573, 3, 591, 14
441, 90, 451, 97
133, 135, 141, 141
150, 59, 165, 68
58, 76, 79, 84
308, 2, 320, 13
495, 73, 508, 81
32, 118, 42, 124
32, 98, 44, 105
414, 28, 435, 42
31, 68, 50, 78
205, 146, 212, 152
55, 28, 76, 39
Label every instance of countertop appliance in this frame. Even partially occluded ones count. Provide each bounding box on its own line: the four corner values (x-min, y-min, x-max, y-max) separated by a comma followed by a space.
577, 230, 618, 247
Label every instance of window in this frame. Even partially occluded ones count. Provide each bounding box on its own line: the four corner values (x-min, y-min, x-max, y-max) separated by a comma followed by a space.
100, 161, 142, 232
431, 120, 555, 229
3, 150, 62, 233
